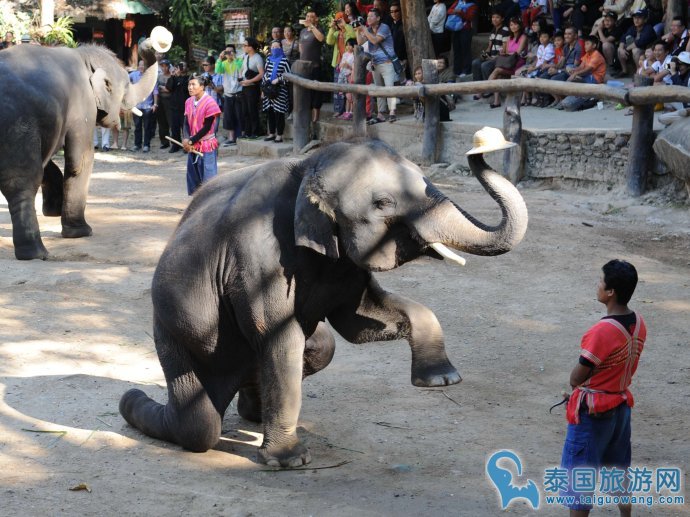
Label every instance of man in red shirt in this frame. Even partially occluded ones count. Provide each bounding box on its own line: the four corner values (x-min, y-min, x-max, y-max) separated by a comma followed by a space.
559, 259, 647, 516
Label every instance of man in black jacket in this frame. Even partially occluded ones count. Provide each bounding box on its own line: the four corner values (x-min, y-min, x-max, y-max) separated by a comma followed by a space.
389, 2, 407, 79
166, 61, 190, 153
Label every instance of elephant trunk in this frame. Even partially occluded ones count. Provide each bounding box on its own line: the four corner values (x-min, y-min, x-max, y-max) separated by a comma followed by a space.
123, 59, 159, 110
419, 154, 528, 257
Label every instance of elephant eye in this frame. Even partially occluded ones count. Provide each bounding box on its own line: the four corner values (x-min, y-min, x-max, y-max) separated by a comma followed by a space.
374, 197, 395, 210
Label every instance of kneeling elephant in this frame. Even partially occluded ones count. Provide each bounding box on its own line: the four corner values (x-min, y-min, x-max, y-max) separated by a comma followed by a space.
120, 139, 528, 467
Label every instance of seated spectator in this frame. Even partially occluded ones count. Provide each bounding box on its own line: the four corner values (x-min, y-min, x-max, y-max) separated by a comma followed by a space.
515, 17, 548, 76
521, 30, 556, 106
615, 9, 656, 77
487, 17, 528, 108
636, 47, 655, 73
570, 0, 603, 37
596, 11, 625, 69
437, 56, 456, 82
472, 9, 510, 93
661, 17, 690, 56
646, 41, 674, 85
543, 26, 582, 107
588, 0, 631, 36
428, 0, 448, 57
559, 35, 606, 110
658, 51, 690, 125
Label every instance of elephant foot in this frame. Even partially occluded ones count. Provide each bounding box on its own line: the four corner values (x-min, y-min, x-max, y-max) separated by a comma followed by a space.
258, 438, 311, 468
61, 223, 92, 238
412, 361, 462, 387
237, 386, 262, 423
42, 201, 62, 217
15, 242, 49, 261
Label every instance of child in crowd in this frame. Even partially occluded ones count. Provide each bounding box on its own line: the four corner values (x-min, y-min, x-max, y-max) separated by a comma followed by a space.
521, 29, 554, 106
336, 39, 356, 120
407, 66, 425, 121
637, 48, 654, 75
559, 259, 646, 516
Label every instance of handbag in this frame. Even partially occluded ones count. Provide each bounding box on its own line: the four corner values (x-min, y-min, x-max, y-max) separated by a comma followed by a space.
378, 38, 404, 77
261, 81, 280, 99
495, 53, 518, 70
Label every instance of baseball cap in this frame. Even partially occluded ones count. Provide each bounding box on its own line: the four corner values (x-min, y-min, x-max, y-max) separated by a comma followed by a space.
677, 51, 690, 64
632, 8, 647, 17
603, 11, 617, 18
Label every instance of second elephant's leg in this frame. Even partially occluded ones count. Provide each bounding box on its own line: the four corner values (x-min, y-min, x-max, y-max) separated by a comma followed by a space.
328, 277, 461, 387
41, 160, 64, 217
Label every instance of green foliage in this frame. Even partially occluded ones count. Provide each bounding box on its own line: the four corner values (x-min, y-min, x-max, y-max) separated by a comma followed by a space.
40, 16, 77, 47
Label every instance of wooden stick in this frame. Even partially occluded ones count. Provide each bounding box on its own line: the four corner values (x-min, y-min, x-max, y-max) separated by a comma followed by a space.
165, 136, 203, 157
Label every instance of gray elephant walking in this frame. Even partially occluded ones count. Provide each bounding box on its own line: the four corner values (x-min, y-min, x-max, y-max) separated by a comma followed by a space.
120, 136, 528, 467
0, 41, 159, 259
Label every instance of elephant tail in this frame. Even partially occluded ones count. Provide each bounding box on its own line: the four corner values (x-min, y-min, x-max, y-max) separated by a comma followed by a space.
119, 388, 173, 444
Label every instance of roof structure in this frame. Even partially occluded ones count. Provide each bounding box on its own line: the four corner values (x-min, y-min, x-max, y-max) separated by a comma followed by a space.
8, 0, 164, 22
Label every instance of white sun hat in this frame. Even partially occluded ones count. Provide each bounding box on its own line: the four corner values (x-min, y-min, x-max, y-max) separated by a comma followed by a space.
465, 126, 517, 155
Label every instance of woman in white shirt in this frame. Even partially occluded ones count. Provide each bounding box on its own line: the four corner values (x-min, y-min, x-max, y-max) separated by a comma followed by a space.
428, 0, 447, 57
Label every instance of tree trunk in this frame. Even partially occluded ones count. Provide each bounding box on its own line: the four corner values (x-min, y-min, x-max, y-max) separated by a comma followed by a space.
400, 0, 434, 75
40, 0, 55, 30
626, 74, 655, 196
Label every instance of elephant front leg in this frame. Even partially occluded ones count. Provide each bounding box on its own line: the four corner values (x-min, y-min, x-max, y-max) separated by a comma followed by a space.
328, 278, 461, 387
61, 147, 94, 238
257, 322, 311, 467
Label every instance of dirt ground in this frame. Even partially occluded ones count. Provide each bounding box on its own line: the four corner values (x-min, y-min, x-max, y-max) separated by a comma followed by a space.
0, 146, 688, 517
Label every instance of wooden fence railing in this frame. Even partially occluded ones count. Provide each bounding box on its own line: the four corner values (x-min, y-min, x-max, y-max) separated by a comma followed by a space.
284, 53, 690, 196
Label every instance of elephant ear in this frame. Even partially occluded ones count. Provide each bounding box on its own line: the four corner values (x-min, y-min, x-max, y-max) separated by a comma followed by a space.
294, 176, 339, 259
89, 68, 112, 113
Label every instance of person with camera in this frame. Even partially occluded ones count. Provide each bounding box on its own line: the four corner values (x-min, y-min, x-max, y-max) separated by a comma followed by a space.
658, 51, 690, 126
166, 61, 190, 153
661, 17, 690, 57
356, 8, 399, 123
216, 45, 244, 146
472, 10, 510, 92
299, 11, 325, 134
240, 37, 265, 139
327, 12, 356, 117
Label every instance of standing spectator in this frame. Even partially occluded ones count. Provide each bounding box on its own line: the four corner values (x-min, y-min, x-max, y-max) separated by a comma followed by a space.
1, 31, 14, 49
358, 1, 392, 26
166, 61, 190, 153
389, 2, 407, 79
157, 59, 172, 149
344, 2, 361, 24
271, 26, 284, 43
239, 37, 264, 139
282, 26, 300, 65
129, 60, 159, 152
262, 40, 291, 143
661, 17, 690, 56
327, 12, 356, 116
357, 8, 399, 123
487, 17, 528, 108
216, 45, 244, 146
428, 0, 448, 57
337, 38, 356, 120
616, 9, 657, 77
570, 0, 603, 37
472, 10, 510, 91
182, 75, 221, 195
449, 0, 479, 77
202, 56, 223, 107
596, 12, 625, 69
299, 11, 325, 135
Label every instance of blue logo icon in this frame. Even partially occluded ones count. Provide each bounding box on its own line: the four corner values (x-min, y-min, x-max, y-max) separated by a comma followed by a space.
486, 450, 540, 509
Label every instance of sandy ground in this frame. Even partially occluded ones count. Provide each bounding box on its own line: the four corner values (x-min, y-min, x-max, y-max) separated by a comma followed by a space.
0, 146, 688, 517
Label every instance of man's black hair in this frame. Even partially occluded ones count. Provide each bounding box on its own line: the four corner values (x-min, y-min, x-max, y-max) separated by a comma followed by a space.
602, 259, 638, 304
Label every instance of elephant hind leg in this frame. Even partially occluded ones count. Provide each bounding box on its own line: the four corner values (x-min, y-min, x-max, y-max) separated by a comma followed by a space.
41, 160, 64, 217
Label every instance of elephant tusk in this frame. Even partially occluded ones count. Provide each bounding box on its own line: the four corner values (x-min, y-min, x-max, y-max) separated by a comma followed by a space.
430, 243, 466, 266
131, 107, 143, 117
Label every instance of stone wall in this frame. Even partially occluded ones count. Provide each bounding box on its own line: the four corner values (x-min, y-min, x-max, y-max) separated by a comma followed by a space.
524, 130, 632, 186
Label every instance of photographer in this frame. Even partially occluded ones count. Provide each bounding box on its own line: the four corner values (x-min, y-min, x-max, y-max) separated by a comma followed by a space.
166, 61, 190, 153
356, 8, 399, 123
216, 45, 244, 146
299, 11, 325, 132
327, 12, 356, 116
658, 51, 690, 126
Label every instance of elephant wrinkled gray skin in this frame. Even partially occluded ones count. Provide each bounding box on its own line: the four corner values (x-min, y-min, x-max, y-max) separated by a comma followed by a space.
119, 140, 529, 467
0, 42, 158, 260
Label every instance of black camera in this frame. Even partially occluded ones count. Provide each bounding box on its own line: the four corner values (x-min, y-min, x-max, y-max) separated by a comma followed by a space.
351, 16, 365, 28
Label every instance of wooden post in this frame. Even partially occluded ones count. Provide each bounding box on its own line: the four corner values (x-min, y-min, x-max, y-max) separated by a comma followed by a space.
502, 94, 524, 184
626, 75, 654, 197
352, 46, 367, 136
422, 59, 440, 166
400, 0, 435, 75
291, 60, 313, 153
